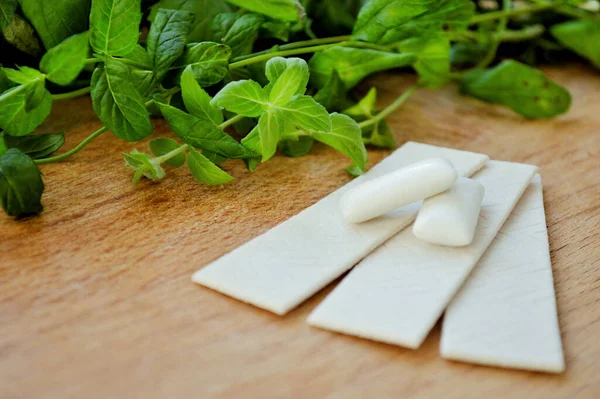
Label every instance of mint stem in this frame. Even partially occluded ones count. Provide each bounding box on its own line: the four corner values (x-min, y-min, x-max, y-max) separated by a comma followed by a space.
281, 130, 307, 141
230, 40, 398, 69
51, 87, 92, 101
475, 0, 511, 70
469, 3, 553, 24
155, 144, 189, 164
218, 114, 245, 130
358, 85, 420, 129
471, 1, 598, 25
533, 0, 599, 20
35, 127, 108, 165
229, 43, 352, 69
231, 35, 352, 62
448, 24, 545, 43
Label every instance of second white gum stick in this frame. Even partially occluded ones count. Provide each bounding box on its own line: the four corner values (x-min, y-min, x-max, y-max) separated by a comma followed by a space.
441, 175, 565, 373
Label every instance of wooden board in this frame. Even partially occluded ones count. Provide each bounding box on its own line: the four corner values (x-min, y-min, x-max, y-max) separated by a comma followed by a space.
1, 64, 599, 398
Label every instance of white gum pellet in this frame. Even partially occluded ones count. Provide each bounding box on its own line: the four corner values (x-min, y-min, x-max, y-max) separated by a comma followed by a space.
413, 177, 485, 247
340, 158, 458, 224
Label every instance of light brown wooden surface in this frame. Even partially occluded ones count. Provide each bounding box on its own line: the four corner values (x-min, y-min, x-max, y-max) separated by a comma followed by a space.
1, 65, 599, 399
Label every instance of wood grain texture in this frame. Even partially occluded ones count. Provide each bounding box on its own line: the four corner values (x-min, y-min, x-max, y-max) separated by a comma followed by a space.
1, 64, 599, 399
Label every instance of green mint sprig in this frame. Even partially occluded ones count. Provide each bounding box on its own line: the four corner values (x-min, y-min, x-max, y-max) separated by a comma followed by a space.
1, 0, 598, 217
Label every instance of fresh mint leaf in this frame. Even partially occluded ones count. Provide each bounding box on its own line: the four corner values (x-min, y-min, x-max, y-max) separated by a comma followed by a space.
121, 45, 154, 70
352, 0, 430, 44
3, 133, 65, 159
271, 95, 331, 133
211, 79, 268, 117
258, 110, 282, 161
157, 102, 253, 159
551, 20, 600, 69
343, 87, 377, 119
40, 31, 90, 86
181, 66, 223, 125
91, 59, 153, 141
0, 148, 44, 217
212, 13, 264, 57
151, 86, 177, 106
0, 68, 11, 92
383, 0, 474, 44
187, 147, 234, 185
2, 66, 44, 85
0, 0, 17, 32
175, 42, 231, 86
149, 0, 231, 43
461, 60, 572, 119
0, 135, 6, 156
118, 54, 157, 100
19, 0, 90, 49
313, 69, 350, 111
364, 119, 396, 149
225, 0, 304, 22
343, 88, 396, 149
269, 58, 309, 105
450, 42, 488, 67
0, 85, 52, 136
345, 163, 364, 177
123, 149, 166, 185
279, 135, 314, 157
90, 0, 142, 56
147, 9, 194, 81
2, 14, 42, 57
265, 56, 288, 83
353, 0, 473, 44
309, 47, 416, 89
398, 35, 450, 88
312, 113, 367, 172
149, 138, 186, 167
2, 66, 46, 110
240, 126, 261, 171
203, 150, 227, 165
129, 68, 156, 100
264, 57, 308, 97
261, 20, 292, 42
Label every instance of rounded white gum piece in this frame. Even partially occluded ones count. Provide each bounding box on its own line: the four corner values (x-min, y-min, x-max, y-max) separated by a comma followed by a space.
412, 177, 485, 247
340, 158, 458, 224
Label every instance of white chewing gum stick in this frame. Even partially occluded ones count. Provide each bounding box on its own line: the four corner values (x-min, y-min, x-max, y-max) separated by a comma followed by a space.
307, 160, 537, 348
441, 175, 565, 373
413, 177, 485, 247
192, 142, 489, 315
340, 158, 458, 224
